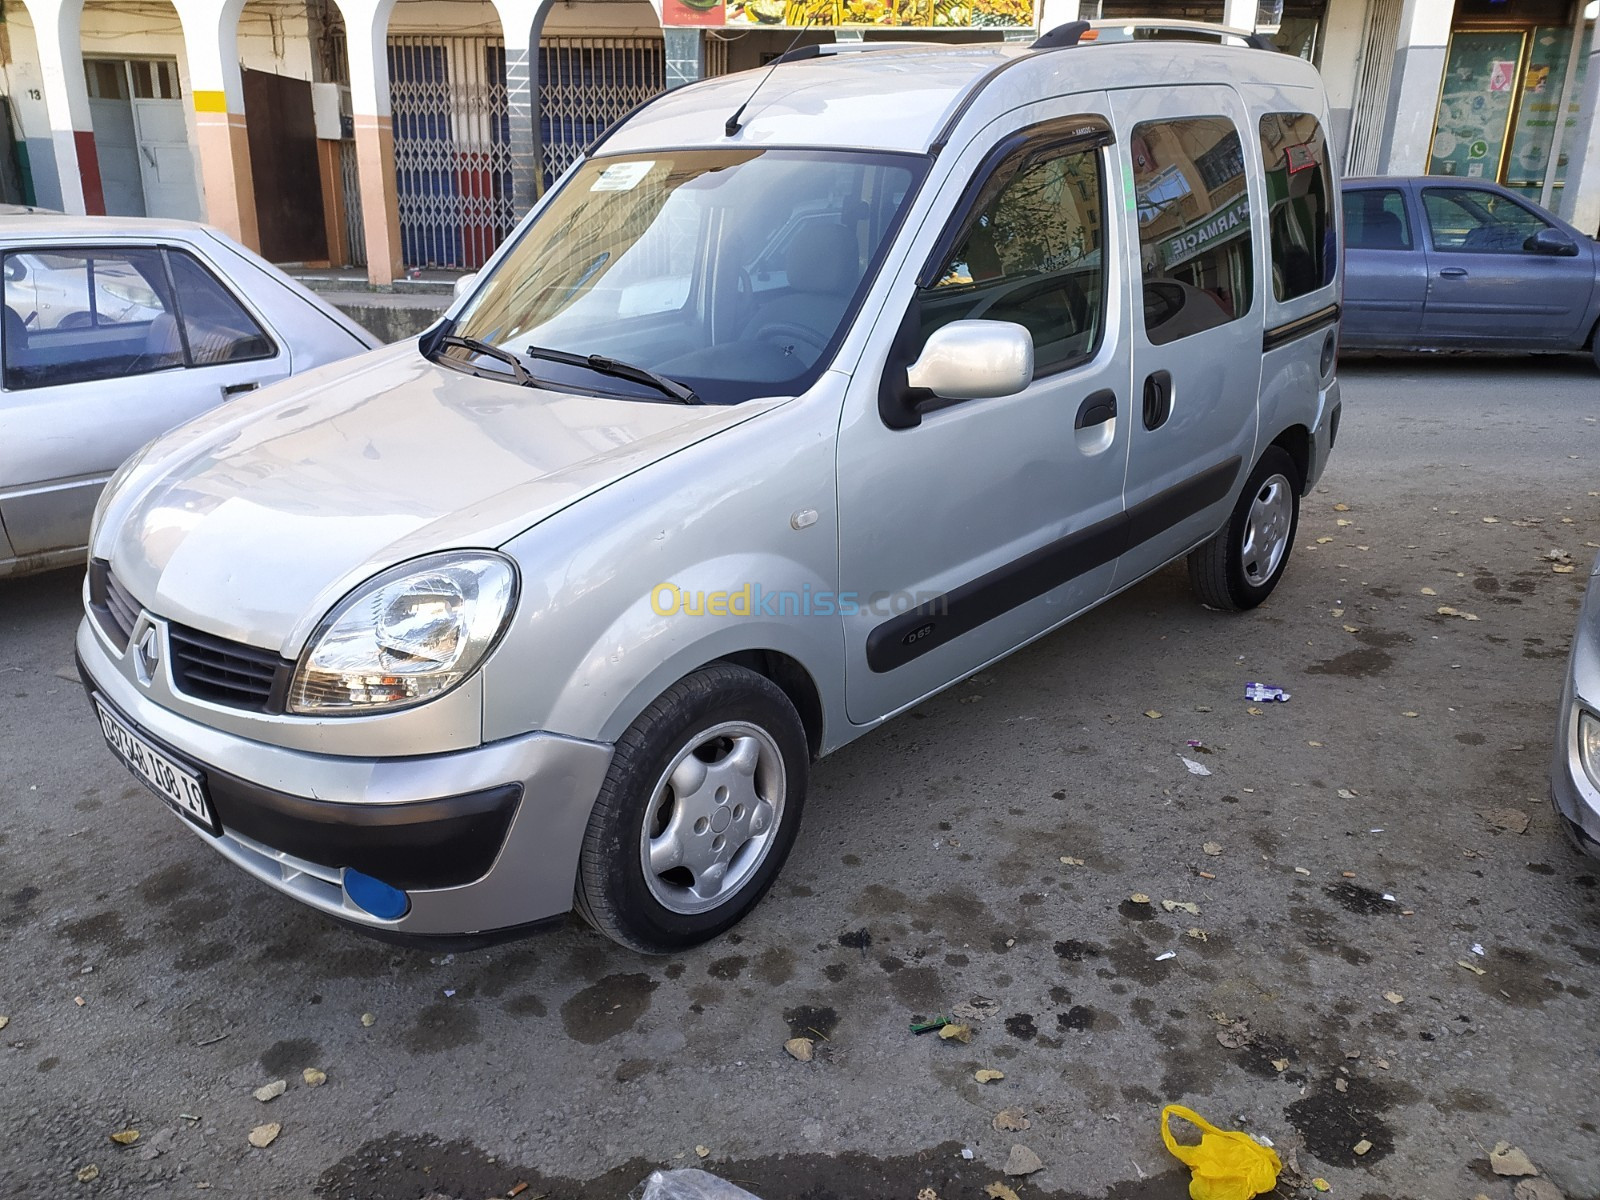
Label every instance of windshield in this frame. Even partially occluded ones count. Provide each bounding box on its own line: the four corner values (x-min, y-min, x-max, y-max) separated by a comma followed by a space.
446, 148, 926, 405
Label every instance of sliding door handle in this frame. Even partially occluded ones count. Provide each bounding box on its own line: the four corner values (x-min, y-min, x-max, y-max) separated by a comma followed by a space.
1075, 389, 1117, 430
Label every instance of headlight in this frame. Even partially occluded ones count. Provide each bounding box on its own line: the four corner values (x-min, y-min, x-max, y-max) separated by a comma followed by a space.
1580, 711, 1600, 793
90, 441, 154, 548
288, 552, 518, 715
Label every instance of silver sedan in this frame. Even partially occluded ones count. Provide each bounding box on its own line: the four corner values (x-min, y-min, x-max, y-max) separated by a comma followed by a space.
0, 216, 379, 578
1552, 550, 1600, 858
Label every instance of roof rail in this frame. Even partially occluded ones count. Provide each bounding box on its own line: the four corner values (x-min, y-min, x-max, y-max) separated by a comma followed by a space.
1031, 19, 1279, 52
768, 40, 924, 67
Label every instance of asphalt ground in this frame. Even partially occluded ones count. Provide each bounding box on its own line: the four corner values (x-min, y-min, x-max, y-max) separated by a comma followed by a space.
2, 353, 1598, 1200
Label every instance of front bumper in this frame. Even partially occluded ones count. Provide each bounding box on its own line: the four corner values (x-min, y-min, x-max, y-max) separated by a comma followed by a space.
78, 616, 614, 937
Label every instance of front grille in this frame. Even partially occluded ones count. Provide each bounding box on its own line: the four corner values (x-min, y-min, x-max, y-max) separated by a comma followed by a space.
88, 559, 138, 652
168, 624, 291, 713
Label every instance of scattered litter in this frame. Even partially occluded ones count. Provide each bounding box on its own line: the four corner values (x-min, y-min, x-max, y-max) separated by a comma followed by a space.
1195, 705, 1212, 713
302, 1068, 327, 1087
73, 996, 85, 1007
1198, 871, 1216, 880
974, 1069, 1005, 1083
1312, 1180, 1331, 1193
1333, 503, 1350, 512
1154, 951, 1177, 963
1382, 991, 1404, 1005
1553, 564, 1575, 574
635, 1169, 760, 1200
1472, 943, 1485, 957
917, 1191, 938, 1200
360, 1013, 376, 1027
695, 1146, 711, 1159
1162, 900, 1200, 915
1490, 1143, 1539, 1177
1202, 842, 1223, 856
1436, 606, 1480, 621
0, 1016, 8, 1030
1059, 856, 1085, 866
1003, 1145, 1043, 1177
1420, 587, 1437, 595
1381, 893, 1395, 902
993, 1107, 1031, 1133
1336, 518, 1353, 527
961, 1148, 975, 1160
1352, 1140, 1372, 1157
1294, 867, 1311, 876
253, 1080, 287, 1103
109, 1130, 139, 1146
508, 1184, 530, 1198
1513, 1179, 1565, 1200
443, 989, 456, 998
1245, 683, 1290, 703
1402, 711, 1419, 718
938, 1024, 974, 1044
784, 1037, 814, 1061
1247, 706, 1264, 715
1457, 959, 1486, 976
910, 1017, 950, 1035
247, 1123, 281, 1149
1270, 1058, 1288, 1072
1482, 808, 1531, 835
1341, 871, 1356, 879
1181, 757, 1213, 777
1160, 1105, 1280, 1200
1216, 1021, 1251, 1048
1483, 516, 1500, 523
1130, 893, 1151, 904
1337, 788, 1357, 799
984, 1184, 1021, 1200
1316, 537, 1333, 544
1334, 1079, 1348, 1093
1545, 548, 1572, 563
1187, 928, 1208, 942
1186, 740, 1213, 753
75, 1166, 99, 1183
1145, 710, 1163, 719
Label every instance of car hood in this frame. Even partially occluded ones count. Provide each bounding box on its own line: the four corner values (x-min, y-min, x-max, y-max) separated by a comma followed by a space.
108, 345, 779, 656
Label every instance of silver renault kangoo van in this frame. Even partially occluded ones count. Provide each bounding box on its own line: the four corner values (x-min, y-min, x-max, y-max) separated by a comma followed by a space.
80, 22, 1342, 950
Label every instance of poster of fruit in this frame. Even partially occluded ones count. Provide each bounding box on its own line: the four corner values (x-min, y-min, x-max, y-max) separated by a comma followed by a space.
663, 0, 1034, 29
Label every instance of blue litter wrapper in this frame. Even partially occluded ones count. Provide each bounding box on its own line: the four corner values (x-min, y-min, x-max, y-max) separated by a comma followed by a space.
1245, 682, 1290, 703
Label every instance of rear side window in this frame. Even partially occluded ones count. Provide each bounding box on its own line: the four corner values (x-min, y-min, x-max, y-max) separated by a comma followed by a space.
2, 246, 274, 390
1259, 113, 1335, 301
167, 250, 274, 364
1130, 116, 1254, 346
1342, 189, 1413, 251
919, 138, 1107, 375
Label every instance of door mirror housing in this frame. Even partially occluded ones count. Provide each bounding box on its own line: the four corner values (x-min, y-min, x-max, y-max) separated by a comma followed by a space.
1525, 227, 1580, 257
452, 271, 479, 300
905, 320, 1034, 402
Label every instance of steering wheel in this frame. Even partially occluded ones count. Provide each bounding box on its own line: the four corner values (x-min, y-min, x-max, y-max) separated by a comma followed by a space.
750, 321, 828, 363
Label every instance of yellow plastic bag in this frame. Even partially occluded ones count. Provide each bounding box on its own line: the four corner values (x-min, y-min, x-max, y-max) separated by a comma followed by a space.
1160, 1104, 1281, 1200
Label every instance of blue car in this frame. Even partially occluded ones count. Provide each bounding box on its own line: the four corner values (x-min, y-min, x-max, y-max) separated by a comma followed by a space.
1340, 177, 1600, 370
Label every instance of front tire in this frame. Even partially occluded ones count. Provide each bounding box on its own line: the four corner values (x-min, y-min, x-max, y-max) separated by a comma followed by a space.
574, 663, 808, 952
1188, 446, 1301, 611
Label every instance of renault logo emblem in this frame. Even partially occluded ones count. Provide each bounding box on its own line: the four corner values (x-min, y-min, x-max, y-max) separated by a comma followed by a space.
135, 627, 160, 686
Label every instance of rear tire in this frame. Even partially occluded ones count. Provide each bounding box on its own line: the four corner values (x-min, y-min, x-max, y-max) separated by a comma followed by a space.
574, 663, 808, 953
1188, 446, 1301, 612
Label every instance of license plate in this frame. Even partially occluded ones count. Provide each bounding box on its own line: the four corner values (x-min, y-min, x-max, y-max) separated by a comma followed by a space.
94, 696, 218, 835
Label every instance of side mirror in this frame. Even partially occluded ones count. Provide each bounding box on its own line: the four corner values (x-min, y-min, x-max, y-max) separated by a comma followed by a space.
905, 320, 1034, 402
452, 271, 479, 300
1525, 227, 1579, 257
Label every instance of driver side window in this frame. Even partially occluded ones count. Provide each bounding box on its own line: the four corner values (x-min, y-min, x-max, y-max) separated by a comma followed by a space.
918, 139, 1107, 376
1422, 188, 1551, 253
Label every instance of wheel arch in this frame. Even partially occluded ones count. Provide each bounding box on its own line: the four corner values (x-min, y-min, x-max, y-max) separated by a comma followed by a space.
715, 649, 826, 760
1267, 423, 1313, 494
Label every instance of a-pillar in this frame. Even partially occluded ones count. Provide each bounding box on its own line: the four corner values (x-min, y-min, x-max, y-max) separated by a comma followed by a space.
1559, 16, 1600, 237
173, 0, 259, 249
665, 28, 703, 91
1377, 0, 1453, 176
336, 0, 404, 285
22, 0, 101, 215
491, 0, 550, 220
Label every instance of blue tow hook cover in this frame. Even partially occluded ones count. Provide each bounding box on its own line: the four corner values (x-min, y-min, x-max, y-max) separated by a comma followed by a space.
343, 869, 411, 920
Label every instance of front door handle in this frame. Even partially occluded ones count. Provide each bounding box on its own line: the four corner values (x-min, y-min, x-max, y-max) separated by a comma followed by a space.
1075, 388, 1117, 430
1438, 267, 1469, 278
221, 381, 259, 399
1142, 370, 1172, 431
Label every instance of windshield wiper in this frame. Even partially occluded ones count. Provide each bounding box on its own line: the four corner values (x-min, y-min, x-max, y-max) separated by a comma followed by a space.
525, 344, 701, 405
435, 334, 533, 386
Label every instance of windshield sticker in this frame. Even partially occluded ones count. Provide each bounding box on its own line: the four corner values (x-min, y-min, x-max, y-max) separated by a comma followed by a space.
591, 161, 655, 192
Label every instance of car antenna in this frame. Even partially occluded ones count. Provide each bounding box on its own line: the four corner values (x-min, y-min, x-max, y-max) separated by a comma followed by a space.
725, 18, 814, 138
